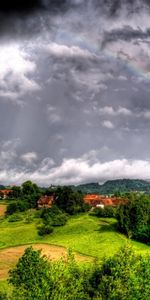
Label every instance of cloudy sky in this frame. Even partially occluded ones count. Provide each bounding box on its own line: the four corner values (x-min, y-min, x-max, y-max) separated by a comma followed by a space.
1, 0, 150, 185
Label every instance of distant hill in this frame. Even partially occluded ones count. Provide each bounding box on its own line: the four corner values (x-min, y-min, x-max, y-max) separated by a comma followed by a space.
75, 179, 150, 195
0, 185, 5, 190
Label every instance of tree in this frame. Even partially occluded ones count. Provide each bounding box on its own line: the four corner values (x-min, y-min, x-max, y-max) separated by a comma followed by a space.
10, 186, 22, 199
117, 194, 150, 243
9, 247, 90, 300
21, 181, 41, 208
89, 244, 150, 300
9, 247, 51, 300
55, 186, 86, 215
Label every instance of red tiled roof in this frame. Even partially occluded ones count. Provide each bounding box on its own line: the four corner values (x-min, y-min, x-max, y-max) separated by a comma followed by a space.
84, 194, 127, 207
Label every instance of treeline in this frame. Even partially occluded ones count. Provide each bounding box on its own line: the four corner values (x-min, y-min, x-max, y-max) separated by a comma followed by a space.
5, 183, 89, 236
117, 193, 150, 244
92, 193, 150, 244
1, 244, 149, 300
6, 182, 88, 216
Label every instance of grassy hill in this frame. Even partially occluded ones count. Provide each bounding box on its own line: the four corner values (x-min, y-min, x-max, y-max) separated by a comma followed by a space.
0, 212, 149, 293
75, 179, 150, 194
0, 213, 149, 258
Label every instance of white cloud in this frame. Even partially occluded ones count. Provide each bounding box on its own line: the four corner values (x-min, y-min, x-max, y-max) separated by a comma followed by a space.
0, 138, 21, 168
99, 106, 132, 117
21, 152, 38, 165
0, 44, 40, 103
47, 105, 62, 124
45, 43, 94, 58
102, 120, 114, 129
1, 157, 150, 186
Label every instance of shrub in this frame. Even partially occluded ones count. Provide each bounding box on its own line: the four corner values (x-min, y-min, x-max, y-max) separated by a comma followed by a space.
8, 213, 23, 223
37, 224, 53, 236
91, 206, 116, 218
89, 245, 150, 300
6, 202, 18, 215
117, 194, 150, 243
6, 201, 29, 215
41, 205, 68, 227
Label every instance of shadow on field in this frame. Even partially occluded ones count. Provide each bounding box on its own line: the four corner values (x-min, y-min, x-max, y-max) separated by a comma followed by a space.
97, 221, 118, 233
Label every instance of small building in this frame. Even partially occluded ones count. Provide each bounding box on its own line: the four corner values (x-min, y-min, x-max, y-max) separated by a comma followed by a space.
83, 194, 127, 207
96, 203, 105, 209
0, 189, 12, 199
37, 195, 54, 209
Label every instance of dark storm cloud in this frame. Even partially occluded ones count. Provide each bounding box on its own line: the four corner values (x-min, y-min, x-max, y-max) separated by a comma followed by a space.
102, 27, 150, 48
1, 0, 150, 185
0, 0, 41, 12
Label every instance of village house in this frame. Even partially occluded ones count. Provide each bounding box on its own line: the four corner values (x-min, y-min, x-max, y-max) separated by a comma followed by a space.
0, 189, 12, 199
37, 195, 54, 209
83, 194, 127, 208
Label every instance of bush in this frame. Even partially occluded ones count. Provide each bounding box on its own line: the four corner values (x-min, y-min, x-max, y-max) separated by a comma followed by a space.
6, 201, 29, 215
37, 224, 53, 236
91, 206, 116, 218
9, 247, 51, 300
6, 202, 18, 215
7, 245, 150, 300
117, 194, 150, 243
89, 245, 150, 300
8, 213, 23, 223
9, 247, 90, 300
41, 205, 68, 227
24, 213, 34, 224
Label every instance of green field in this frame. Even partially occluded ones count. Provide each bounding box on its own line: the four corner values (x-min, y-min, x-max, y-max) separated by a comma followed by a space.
0, 213, 149, 257
0, 212, 149, 293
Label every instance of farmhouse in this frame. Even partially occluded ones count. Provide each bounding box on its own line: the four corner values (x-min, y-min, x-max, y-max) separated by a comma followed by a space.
0, 189, 12, 199
83, 194, 127, 207
37, 195, 54, 209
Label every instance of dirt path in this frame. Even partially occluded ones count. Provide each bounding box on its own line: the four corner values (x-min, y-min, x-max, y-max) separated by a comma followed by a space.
0, 205, 7, 217
0, 244, 92, 280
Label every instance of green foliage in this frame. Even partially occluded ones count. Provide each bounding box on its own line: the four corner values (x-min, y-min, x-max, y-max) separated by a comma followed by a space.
89, 244, 150, 300
41, 205, 68, 226
75, 179, 150, 194
6, 181, 43, 216
8, 213, 23, 223
0, 292, 8, 300
9, 247, 51, 300
37, 224, 53, 236
10, 186, 22, 199
9, 247, 90, 300
46, 251, 90, 300
6, 201, 29, 215
55, 186, 87, 215
91, 206, 116, 218
8, 245, 150, 300
117, 194, 150, 243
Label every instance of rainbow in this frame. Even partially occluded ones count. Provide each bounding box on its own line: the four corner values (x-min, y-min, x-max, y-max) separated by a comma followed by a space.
55, 28, 150, 81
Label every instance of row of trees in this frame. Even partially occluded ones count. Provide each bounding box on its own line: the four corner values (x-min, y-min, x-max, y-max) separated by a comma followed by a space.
117, 194, 150, 244
6, 182, 89, 216
1, 244, 149, 299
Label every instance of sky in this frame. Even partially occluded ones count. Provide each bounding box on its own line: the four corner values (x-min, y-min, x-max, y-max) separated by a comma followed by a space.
1, 0, 150, 186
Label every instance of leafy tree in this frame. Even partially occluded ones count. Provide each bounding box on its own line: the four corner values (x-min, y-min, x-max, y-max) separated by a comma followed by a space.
9, 247, 90, 300
91, 206, 116, 218
9, 247, 51, 300
117, 194, 150, 243
41, 205, 67, 226
21, 181, 41, 208
89, 244, 150, 300
6, 201, 29, 215
8, 245, 150, 300
55, 186, 87, 215
10, 186, 22, 199
37, 224, 53, 236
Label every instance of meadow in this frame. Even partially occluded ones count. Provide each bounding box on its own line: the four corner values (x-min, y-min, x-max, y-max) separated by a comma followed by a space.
0, 205, 149, 294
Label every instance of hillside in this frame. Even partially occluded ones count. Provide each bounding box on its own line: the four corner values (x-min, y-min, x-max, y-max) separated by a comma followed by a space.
75, 179, 150, 194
